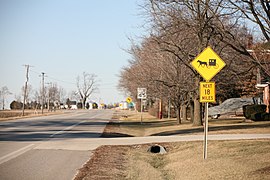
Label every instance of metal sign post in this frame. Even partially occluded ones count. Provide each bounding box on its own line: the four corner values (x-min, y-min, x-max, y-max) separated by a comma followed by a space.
140, 99, 143, 124
137, 88, 147, 124
200, 82, 215, 159
203, 102, 209, 159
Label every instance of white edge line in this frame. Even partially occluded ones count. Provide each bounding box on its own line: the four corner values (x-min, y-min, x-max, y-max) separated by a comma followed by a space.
0, 144, 35, 165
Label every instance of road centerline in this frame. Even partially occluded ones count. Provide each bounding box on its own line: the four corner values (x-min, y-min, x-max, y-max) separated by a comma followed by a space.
49, 120, 87, 138
49, 113, 101, 138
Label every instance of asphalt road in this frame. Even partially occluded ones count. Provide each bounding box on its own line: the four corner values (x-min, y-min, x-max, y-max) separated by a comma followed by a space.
0, 109, 113, 180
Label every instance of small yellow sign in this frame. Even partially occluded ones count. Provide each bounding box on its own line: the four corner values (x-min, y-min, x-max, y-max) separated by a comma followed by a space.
126, 97, 132, 103
200, 82, 215, 103
191, 46, 226, 81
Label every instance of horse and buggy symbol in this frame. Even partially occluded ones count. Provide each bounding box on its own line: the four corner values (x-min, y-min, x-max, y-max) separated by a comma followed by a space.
197, 59, 219, 69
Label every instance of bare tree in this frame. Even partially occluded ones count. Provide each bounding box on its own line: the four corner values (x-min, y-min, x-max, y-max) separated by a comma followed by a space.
76, 72, 98, 109
0, 86, 12, 110
14, 94, 22, 102
121, 0, 257, 126
47, 83, 60, 103
119, 0, 265, 127
229, 0, 270, 41
21, 84, 32, 104
145, 0, 226, 125
58, 87, 66, 104
119, 36, 195, 123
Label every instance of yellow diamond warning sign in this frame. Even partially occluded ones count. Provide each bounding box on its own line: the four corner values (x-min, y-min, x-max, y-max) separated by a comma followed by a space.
200, 82, 215, 103
126, 97, 132, 103
191, 46, 226, 81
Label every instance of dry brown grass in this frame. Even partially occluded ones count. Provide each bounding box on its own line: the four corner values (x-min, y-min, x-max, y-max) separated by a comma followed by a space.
0, 109, 64, 121
105, 110, 270, 137
163, 140, 270, 180
74, 145, 129, 180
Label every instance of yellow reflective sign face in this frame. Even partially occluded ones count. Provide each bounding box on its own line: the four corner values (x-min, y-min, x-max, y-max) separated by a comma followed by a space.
200, 82, 215, 103
191, 46, 226, 81
126, 97, 132, 103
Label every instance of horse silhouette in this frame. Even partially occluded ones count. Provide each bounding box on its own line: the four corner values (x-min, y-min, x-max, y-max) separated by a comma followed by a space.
197, 60, 207, 67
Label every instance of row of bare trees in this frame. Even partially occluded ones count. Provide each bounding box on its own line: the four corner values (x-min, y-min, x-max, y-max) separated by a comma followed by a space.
12, 83, 67, 110
1, 72, 98, 110
119, 0, 270, 126
0, 86, 12, 110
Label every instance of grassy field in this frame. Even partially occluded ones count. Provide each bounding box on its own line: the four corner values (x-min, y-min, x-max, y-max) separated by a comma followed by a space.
75, 110, 270, 180
0, 109, 64, 120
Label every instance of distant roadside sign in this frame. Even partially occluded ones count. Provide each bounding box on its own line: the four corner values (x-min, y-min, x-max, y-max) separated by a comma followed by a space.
200, 82, 215, 103
137, 88, 147, 99
126, 97, 132, 103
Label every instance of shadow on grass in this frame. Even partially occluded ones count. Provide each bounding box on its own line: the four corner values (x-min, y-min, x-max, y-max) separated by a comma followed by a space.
151, 123, 270, 136
103, 119, 270, 137
101, 132, 134, 138
110, 119, 179, 128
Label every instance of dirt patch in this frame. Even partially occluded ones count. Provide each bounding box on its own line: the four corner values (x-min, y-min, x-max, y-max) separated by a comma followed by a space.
101, 121, 134, 138
253, 166, 270, 175
74, 145, 129, 180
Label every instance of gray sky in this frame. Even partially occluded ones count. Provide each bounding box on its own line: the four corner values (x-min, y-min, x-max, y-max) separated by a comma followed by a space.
0, 0, 145, 105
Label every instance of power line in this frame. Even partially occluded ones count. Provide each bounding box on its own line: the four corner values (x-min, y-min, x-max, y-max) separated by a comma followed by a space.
46, 75, 76, 85
29, 69, 40, 75
30, 69, 76, 85
30, 69, 118, 87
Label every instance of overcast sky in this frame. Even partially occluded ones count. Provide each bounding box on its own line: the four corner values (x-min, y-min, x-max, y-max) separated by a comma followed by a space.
0, 0, 145, 105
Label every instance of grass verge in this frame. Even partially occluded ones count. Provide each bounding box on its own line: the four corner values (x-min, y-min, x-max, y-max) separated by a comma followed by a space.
103, 110, 270, 137
76, 140, 270, 180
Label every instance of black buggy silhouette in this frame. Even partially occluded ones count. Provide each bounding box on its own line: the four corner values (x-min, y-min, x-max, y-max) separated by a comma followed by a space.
197, 59, 219, 69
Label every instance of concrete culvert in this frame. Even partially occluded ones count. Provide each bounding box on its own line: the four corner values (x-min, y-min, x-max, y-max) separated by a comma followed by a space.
148, 145, 167, 154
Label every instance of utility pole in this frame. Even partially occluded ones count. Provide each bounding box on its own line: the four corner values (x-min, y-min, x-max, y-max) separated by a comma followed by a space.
41, 72, 45, 114
46, 82, 52, 112
22, 65, 32, 116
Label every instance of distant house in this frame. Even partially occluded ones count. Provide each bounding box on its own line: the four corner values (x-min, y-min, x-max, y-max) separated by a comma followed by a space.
60, 103, 65, 109
70, 104, 78, 110
119, 101, 128, 110
248, 42, 270, 112
65, 100, 77, 109
255, 84, 268, 103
